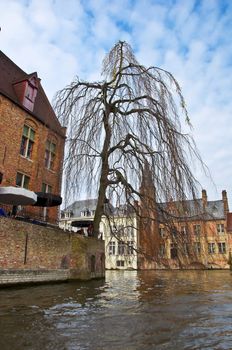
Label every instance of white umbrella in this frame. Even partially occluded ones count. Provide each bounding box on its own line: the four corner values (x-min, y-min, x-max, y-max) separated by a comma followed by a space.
0, 186, 37, 205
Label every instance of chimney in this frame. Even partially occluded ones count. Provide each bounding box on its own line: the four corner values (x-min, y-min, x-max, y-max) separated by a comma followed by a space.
222, 190, 229, 216
202, 189, 207, 210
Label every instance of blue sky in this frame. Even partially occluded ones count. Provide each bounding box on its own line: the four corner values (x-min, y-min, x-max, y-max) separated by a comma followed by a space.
1, 0, 232, 205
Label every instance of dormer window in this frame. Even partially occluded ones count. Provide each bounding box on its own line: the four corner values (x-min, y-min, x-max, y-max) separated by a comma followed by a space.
23, 77, 38, 111
13, 75, 39, 112
81, 209, 91, 217
26, 83, 35, 101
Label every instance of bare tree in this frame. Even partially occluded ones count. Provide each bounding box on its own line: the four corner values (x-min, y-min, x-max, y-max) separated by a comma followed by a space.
55, 41, 204, 238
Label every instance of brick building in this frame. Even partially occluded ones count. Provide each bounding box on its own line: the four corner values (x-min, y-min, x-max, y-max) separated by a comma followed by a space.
59, 161, 232, 270
156, 190, 232, 269
0, 51, 66, 223
60, 189, 232, 270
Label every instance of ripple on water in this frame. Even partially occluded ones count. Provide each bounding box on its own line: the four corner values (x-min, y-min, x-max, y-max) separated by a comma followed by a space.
0, 270, 232, 350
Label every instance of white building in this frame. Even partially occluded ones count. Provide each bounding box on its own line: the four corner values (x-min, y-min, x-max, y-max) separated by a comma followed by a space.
59, 199, 138, 270
59, 198, 97, 235
102, 211, 138, 270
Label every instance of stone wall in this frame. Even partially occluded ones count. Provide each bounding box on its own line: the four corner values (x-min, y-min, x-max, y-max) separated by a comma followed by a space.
0, 217, 105, 286
0, 269, 69, 286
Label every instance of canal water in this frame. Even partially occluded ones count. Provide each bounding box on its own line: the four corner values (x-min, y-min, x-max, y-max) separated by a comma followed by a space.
0, 270, 232, 350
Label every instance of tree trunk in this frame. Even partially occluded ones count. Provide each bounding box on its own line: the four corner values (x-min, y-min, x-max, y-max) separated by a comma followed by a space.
93, 88, 111, 237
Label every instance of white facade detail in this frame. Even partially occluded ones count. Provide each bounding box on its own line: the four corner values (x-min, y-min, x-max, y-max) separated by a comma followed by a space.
102, 215, 138, 270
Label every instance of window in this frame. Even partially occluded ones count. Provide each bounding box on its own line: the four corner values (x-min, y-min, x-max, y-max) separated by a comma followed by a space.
81, 209, 91, 217
109, 241, 116, 255
23, 79, 38, 111
45, 140, 56, 170
116, 260, 124, 267
118, 225, 125, 236
193, 224, 201, 236
25, 84, 35, 101
42, 183, 52, 193
16, 172, 30, 189
64, 211, 71, 219
217, 224, 225, 234
128, 227, 134, 239
172, 227, 178, 238
183, 243, 190, 255
159, 227, 165, 238
208, 242, 215, 254
194, 242, 201, 254
218, 242, 226, 254
125, 226, 134, 238
127, 241, 134, 255
159, 244, 165, 257
41, 183, 52, 220
20, 125, 35, 159
118, 241, 125, 255
113, 225, 125, 238
170, 243, 178, 259
180, 226, 187, 235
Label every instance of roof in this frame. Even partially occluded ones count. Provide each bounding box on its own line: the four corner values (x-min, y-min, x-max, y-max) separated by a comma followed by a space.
113, 203, 136, 216
65, 199, 98, 217
64, 196, 226, 222
64, 198, 116, 218
158, 198, 226, 221
0, 51, 65, 138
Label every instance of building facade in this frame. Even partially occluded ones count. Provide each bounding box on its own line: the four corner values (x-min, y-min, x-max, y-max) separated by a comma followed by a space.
0, 51, 66, 223
60, 190, 232, 270
156, 190, 231, 269
60, 199, 98, 234
102, 209, 138, 270
59, 199, 138, 269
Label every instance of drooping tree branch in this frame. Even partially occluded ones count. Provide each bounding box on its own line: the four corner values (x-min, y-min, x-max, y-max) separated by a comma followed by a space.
55, 40, 206, 239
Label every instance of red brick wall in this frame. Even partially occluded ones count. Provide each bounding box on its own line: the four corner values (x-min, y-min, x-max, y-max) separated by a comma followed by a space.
0, 95, 65, 223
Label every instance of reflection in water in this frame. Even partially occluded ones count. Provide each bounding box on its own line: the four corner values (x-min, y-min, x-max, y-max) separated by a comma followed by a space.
0, 271, 232, 349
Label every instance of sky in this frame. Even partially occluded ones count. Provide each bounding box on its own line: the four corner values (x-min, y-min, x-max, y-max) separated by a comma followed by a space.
1, 0, 232, 205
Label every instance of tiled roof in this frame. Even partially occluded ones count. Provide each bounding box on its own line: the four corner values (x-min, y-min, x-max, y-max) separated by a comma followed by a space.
158, 198, 225, 221
0, 51, 65, 138
64, 196, 226, 221
64, 198, 116, 217
65, 199, 98, 217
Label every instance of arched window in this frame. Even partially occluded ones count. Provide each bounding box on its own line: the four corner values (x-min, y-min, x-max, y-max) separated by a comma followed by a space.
20, 124, 35, 159
45, 140, 56, 170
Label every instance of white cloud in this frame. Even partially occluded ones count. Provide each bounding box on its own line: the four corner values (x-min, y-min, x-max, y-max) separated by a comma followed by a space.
1, 0, 232, 205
